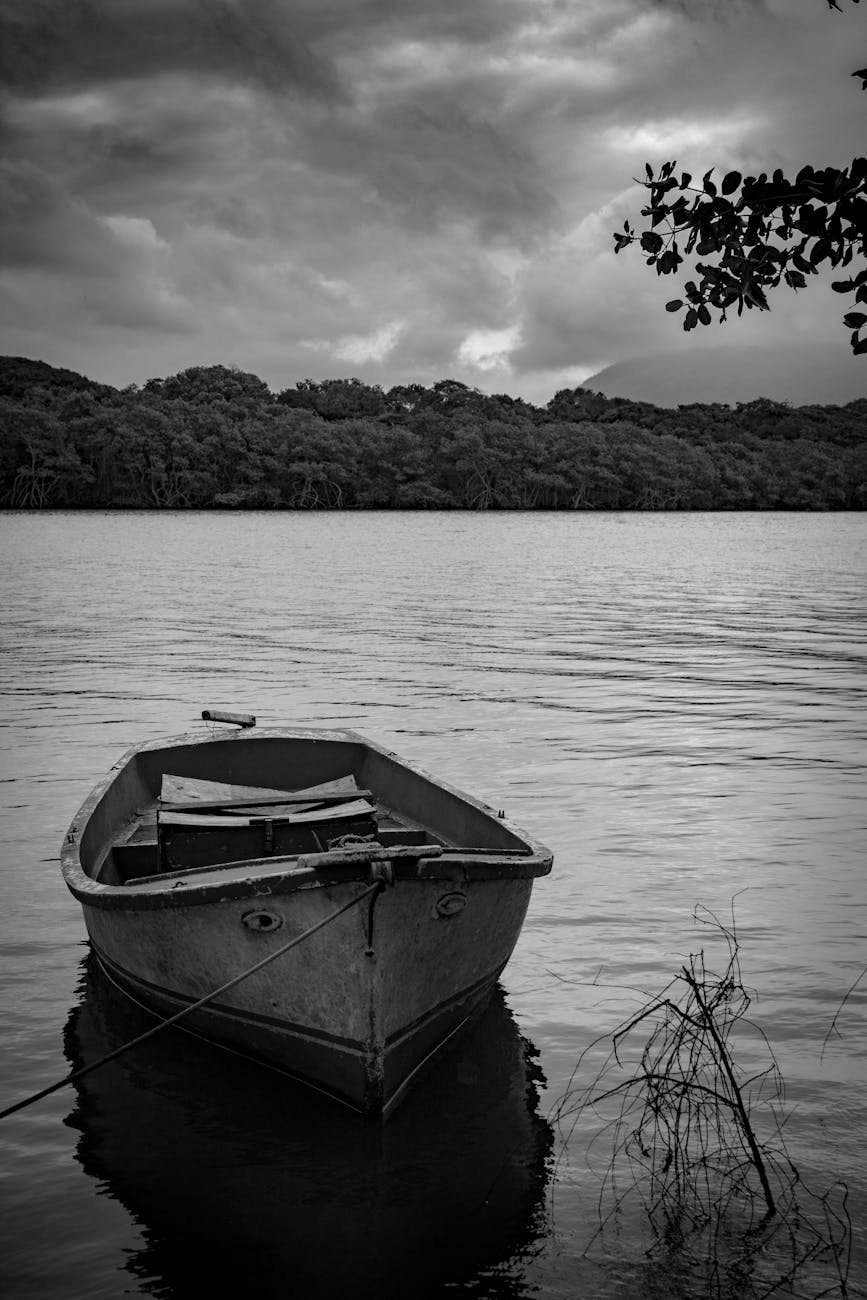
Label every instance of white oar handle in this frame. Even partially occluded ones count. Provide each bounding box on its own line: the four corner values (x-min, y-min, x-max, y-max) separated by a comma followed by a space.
201, 709, 256, 728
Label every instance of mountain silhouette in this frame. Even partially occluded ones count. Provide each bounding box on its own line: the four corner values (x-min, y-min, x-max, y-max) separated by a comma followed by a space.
584, 344, 866, 408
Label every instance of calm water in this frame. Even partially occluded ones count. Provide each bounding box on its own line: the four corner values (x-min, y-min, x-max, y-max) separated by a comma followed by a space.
1, 511, 865, 1299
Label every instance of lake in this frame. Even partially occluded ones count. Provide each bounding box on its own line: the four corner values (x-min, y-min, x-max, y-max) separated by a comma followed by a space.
1, 510, 865, 1298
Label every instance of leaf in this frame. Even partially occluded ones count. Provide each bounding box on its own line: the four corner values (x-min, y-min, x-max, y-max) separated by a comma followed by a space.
684, 308, 698, 331
744, 283, 769, 310
721, 171, 742, 195
853, 67, 867, 89
640, 231, 664, 254
853, 336, 867, 355
843, 311, 867, 328
831, 279, 854, 293
665, 299, 684, 312
646, 163, 654, 181
698, 304, 712, 325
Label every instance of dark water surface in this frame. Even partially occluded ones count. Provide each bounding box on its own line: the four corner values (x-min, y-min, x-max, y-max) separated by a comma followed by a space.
1, 511, 865, 1298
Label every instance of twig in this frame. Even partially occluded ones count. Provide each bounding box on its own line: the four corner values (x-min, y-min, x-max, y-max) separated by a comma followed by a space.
820, 966, 867, 1062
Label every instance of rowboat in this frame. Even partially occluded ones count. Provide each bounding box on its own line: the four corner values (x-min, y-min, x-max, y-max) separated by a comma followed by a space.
61, 716, 552, 1115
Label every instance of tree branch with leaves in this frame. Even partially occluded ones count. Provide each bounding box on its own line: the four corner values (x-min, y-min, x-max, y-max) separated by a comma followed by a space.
614, 0, 866, 354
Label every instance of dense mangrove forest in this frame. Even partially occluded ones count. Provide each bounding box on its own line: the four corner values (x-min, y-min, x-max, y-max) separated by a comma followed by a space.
1, 356, 864, 510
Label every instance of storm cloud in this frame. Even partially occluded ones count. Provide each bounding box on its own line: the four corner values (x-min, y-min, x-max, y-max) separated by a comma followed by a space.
0, 0, 863, 400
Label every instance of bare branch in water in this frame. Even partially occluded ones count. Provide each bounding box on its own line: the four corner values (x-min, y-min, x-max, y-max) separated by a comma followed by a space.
552, 904, 851, 1299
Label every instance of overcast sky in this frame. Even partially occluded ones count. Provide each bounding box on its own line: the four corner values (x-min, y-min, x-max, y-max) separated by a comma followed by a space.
0, 0, 863, 402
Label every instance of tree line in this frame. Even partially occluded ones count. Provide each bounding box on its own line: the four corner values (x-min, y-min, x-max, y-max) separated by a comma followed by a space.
1, 356, 864, 511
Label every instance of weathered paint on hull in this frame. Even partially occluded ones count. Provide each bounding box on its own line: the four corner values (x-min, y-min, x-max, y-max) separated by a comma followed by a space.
81, 874, 533, 1114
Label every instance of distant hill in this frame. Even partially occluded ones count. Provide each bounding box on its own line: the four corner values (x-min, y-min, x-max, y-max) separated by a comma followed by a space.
584, 344, 867, 409
0, 356, 116, 402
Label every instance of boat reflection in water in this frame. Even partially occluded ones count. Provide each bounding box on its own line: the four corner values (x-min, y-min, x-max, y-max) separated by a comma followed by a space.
63, 954, 553, 1298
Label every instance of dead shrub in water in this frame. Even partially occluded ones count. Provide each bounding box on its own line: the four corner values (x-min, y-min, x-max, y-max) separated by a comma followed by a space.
554, 906, 850, 1299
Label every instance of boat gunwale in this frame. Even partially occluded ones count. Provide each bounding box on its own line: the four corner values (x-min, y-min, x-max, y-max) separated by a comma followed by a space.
61, 727, 553, 911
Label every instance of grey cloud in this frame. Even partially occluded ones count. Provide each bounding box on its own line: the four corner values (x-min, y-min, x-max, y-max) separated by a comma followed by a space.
0, 0, 338, 98
0, 158, 121, 274
1, 257, 195, 337
296, 95, 557, 243
646, 0, 767, 12
0, 158, 194, 333
79, 278, 195, 334
1, 0, 554, 250
283, 0, 530, 50
419, 246, 515, 330
1, 74, 293, 240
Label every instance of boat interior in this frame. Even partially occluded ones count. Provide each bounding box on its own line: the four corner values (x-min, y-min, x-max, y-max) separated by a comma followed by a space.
82, 734, 536, 889
108, 773, 442, 886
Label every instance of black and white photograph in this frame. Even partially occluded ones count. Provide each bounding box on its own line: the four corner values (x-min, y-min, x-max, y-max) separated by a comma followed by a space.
1, 2, 865, 1297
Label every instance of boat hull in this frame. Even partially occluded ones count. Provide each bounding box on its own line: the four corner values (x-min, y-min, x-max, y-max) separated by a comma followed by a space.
81, 874, 532, 1112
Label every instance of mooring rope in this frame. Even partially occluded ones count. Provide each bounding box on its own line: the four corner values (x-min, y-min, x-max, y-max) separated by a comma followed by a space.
0, 882, 380, 1122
